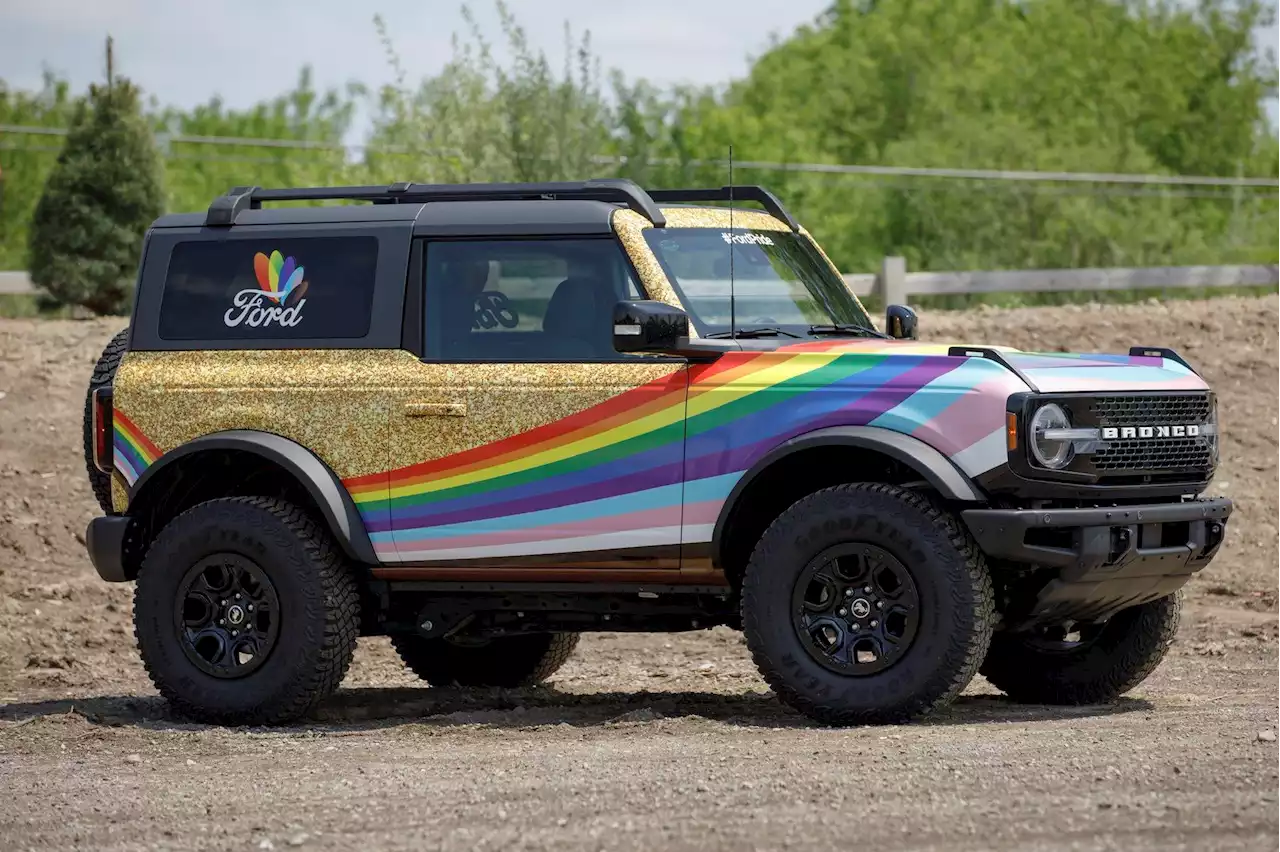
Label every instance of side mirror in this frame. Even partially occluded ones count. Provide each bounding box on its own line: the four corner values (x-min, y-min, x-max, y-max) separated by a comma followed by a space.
613, 300, 691, 353
886, 304, 918, 340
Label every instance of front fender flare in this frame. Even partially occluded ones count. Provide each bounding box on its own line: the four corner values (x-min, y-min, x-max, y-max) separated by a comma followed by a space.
130, 430, 377, 565
711, 425, 986, 562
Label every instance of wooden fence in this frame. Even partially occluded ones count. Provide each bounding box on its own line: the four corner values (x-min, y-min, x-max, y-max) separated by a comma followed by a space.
842, 258, 1278, 304
0, 271, 33, 295
3, 261, 1277, 302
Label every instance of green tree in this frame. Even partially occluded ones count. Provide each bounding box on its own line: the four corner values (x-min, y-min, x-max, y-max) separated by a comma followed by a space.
153, 67, 362, 211
367, 2, 612, 183
0, 74, 81, 269
27, 39, 164, 314
641, 0, 1278, 273
3, 0, 1276, 292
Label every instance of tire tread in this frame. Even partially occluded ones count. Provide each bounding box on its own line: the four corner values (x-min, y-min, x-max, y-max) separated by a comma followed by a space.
134, 496, 360, 725
981, 592, 1181, 705
391, 632, 579, 688
742, 482, 994, 725
83, 328, 129, 514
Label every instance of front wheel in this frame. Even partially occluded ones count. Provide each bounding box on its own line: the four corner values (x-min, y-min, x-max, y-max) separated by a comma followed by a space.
980, 592, 1182, 704
134, 497, 360, 725
741, 483, 994, 725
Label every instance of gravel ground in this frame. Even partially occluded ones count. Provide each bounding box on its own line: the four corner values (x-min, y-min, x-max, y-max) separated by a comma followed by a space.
0, 297, 1276, 851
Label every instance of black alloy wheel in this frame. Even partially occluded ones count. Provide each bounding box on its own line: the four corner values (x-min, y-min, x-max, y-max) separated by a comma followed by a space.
792, 543, 920, 675
175, 553, 281, 678
740, 483, 994, 725
134, 497, 360, 725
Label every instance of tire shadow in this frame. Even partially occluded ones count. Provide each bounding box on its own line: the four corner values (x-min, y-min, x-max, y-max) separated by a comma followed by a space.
0, 687, 1153, 733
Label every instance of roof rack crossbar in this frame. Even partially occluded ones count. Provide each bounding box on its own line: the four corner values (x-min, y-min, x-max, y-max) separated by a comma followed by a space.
204, 179, 667, 227
645, 186, 800, 231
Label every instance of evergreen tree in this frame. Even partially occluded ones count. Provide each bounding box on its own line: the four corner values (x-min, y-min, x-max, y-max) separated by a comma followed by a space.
27, 38, 163, 315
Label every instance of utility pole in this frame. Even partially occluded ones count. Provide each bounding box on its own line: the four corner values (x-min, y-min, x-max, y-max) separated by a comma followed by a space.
105, 35, 114, 90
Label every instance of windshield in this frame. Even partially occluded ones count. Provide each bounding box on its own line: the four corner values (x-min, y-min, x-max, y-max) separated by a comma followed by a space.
642, 227, 874, 336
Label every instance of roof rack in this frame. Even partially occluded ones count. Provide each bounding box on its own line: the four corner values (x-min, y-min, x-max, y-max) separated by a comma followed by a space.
205, 179, 668, 228
645, 186, 800, 232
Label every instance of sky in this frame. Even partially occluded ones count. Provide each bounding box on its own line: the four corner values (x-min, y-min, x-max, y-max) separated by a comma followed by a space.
2, 0, 1276, 141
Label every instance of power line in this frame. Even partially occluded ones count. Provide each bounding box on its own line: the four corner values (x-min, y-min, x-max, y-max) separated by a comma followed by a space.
2, 123, 1277, 189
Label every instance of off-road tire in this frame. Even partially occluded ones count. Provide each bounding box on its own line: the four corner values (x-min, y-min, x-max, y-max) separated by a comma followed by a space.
134, 497, 360, 725
83, 328, 129, 513
391, 633, 579, 687
981, 592, 1182, 704
741, 483, 995, 725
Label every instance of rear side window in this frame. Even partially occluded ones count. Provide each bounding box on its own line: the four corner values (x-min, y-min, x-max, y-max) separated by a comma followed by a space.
158, 237, 378, 340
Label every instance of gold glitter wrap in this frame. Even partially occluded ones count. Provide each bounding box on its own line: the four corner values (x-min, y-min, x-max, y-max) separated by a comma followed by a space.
381, 359, 684, 476
611, 209, 685, 315
111, 349, 683, 512
111, 476, 129, 514
613, 206, 851, 338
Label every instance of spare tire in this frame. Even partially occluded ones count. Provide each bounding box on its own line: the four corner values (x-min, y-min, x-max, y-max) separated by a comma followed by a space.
83, 328, 129, 514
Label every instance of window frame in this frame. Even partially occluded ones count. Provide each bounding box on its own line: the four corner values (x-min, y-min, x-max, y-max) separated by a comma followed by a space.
413, 234, 672, 365
129, 221, 412, 352
640, 227, 875, 337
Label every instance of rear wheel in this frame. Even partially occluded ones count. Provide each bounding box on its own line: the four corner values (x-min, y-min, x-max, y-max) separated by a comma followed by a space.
391, 633, 579, 687
981, 592, 1181, 704
134, 497, 360, 725
742, 483, 994, 725
83, 328, 129, 513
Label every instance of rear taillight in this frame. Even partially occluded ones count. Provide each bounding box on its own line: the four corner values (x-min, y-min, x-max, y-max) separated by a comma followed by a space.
91, 387, 113, 474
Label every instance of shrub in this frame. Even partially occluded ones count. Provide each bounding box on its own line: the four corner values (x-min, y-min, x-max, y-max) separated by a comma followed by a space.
27, 46, 162, 316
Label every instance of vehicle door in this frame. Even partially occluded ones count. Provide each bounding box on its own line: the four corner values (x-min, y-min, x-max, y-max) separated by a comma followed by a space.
379, 235, 692, 581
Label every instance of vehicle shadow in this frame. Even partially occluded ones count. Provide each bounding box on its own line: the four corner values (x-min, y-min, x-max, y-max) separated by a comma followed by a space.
0, 686, 1153, 734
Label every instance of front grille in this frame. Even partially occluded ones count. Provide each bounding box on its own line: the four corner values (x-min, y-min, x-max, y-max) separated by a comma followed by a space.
1088, 394, 1213, 427
1088, 392, 1215, 478
1094, 437, 1213, 472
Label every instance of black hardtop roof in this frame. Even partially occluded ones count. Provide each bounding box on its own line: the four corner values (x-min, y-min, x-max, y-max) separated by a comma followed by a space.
178, 180, 800, 232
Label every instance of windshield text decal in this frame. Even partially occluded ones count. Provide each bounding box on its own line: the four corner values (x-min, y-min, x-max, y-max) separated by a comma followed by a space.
721, 231, 775, 246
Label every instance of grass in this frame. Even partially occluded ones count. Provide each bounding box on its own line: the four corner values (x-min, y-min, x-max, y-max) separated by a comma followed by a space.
0, 293, 76, 318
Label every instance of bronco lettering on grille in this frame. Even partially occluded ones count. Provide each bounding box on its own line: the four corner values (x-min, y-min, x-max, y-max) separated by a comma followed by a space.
1102, 424, 1201, 439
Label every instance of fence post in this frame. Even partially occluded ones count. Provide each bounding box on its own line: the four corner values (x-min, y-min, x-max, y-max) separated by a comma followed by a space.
879, 255, 907, 305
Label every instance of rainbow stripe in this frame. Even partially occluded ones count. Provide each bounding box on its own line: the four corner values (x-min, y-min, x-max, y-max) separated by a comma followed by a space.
113, 410, 163, 486
345, 345, 1043, 562
107, 340, 1208, 563
1003, 351, 1205, 393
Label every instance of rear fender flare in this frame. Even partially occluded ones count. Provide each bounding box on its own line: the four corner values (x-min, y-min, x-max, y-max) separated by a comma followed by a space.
130, 430, 377, 565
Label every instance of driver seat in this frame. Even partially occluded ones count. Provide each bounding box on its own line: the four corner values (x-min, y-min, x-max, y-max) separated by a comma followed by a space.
542, 277, 611, 359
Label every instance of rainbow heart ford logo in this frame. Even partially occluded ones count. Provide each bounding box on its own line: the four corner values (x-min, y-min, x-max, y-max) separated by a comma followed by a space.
224, 250, 309, 328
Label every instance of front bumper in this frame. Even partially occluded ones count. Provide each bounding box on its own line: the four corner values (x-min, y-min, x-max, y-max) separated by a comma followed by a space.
86, 516, 132, 583
962, 497, 1231, 626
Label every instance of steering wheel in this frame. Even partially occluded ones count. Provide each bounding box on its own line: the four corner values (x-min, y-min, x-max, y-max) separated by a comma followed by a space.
750, 316, 779, 325
472, 291, 520, 329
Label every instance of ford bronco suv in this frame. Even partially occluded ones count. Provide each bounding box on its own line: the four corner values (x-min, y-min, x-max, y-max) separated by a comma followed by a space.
83, 180, 1231, 726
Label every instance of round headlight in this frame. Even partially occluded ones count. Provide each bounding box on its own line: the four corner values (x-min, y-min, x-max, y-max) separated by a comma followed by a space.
1030, 403, 1074, 469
